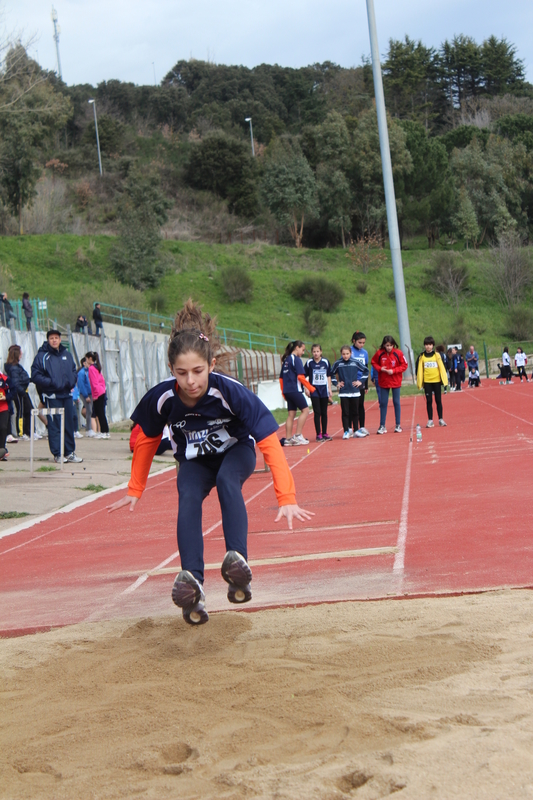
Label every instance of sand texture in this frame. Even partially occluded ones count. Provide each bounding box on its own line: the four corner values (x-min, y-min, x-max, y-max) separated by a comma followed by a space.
1, 590, 533, 799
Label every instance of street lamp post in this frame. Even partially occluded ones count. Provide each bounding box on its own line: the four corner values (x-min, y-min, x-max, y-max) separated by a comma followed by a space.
88, 99, 103, 176
366, 0, 413, 371
245, 117, 255, 157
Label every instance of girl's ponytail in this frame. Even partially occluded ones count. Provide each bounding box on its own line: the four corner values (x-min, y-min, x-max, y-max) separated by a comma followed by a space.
282, 340, 304, 363
168, 298, 221, 367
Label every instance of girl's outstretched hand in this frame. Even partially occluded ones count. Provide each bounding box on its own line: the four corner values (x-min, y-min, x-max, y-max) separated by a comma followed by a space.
107, 495, 139, 514
275, 504, 315, 531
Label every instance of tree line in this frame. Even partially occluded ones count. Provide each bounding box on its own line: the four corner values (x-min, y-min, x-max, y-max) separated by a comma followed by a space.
1, 34, 532, 261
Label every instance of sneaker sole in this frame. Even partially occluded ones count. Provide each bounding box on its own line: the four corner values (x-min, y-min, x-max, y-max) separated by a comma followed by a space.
172, 571, 209, 625
221, 551, 252, 604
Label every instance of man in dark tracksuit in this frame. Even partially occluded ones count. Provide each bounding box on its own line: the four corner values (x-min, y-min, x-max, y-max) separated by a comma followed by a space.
31, 330, 83, 464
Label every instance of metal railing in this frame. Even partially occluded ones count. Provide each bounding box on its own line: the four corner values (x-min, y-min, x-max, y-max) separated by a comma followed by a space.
95, 301, 308, 353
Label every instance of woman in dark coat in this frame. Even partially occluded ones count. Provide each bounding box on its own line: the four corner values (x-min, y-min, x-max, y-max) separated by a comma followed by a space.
4, 345, 33, 439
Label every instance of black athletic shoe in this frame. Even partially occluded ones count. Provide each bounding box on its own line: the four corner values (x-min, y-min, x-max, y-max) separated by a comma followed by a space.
171, 570, 209, 625
221, 551, 252, 604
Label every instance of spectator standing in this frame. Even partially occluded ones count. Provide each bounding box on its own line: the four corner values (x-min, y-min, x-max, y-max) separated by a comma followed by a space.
77, 357, 97, 436
501, 346, 513, 384
22, 293, 33, 331
0, 369, 10, 459
416, 336, 448, 427
304, 344, 332, 441
93, 303, 104, 336
465, 345, 479, 372
332, 345, 367, 439
450, 347, 465, 391
514, 348, 528, 382
436, 346, 449, 393
4, 345, 36, 440
350, 331, 370, 437
1, 293, 16, 327
86, 351, 110, 437
31, 330, 83, 463
371, 336, 408, 434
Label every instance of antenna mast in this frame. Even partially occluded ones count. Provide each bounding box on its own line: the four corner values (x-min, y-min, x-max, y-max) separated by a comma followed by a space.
51, 6, 62, 80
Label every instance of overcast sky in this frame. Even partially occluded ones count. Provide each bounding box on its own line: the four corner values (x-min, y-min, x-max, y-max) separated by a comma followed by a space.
3, 0, 532, 87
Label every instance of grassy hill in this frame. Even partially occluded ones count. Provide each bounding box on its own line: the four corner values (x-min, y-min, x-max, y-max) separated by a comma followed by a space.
0, 234, 529, 361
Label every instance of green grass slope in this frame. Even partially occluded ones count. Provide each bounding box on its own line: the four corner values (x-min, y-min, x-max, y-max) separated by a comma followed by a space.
0, 234, 526, 360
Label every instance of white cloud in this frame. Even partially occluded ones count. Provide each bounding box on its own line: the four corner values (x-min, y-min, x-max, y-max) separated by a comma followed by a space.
3, 0, 532, 86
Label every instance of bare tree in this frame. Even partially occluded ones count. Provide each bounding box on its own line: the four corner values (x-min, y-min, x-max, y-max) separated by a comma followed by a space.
484, 233, 533, 308
425, 251, 470, 312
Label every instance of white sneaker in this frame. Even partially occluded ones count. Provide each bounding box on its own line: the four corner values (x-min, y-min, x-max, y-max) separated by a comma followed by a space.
74, 431, 83, 439
292, 433, 309, 446
20, 434, 30, 441
6, 434, 18, 443
86, 430, 97, 437
394, 426, 402, 433
342, 431, 351, 439
102, 432, 110, 438
354, 429, 367, 438
54, 455, 67, 463
359, 427, 369, 436
33, 433, 42, 440
438, 419, 447, 427
426, 420, 435, 428
377, 426, 387, 435
65, 452, 83, 463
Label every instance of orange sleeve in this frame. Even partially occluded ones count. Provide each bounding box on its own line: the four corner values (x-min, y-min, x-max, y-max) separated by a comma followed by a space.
256, 432, 296, 506
127, 429, 163, 498
279, 376, 285, 397
297, 374, 315, 392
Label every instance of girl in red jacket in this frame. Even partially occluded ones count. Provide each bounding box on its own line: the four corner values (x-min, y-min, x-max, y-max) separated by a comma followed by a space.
371, 336, 408, 434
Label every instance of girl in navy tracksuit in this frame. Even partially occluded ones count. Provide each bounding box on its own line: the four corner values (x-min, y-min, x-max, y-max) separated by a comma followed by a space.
109, 300, 313, 626
304, 344, 332, 441
280, 340, 315, 446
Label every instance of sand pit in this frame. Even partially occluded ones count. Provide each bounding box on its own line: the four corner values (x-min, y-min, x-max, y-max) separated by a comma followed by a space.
1, 590, 533, 799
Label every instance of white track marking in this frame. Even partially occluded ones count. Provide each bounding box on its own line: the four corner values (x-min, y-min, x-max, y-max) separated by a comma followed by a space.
467, 391, 533, 427
127, 546, 397, 577
393, 396, 417, 573
0, 469, 177, 552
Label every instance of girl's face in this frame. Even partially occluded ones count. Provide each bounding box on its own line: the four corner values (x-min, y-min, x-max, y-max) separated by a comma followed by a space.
312, 346, 322, 361
295, 344, 306, 357
171, 351, 215, 406
424, 343, 434, 352
353, 338, 365, 350
384, 342, 394, 353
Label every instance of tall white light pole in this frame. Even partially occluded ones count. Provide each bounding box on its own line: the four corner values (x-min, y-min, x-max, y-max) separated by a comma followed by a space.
88, 99, 103, 176
51, 7, 62, 80
366, 0, 413, 371
245, 117, 255, 157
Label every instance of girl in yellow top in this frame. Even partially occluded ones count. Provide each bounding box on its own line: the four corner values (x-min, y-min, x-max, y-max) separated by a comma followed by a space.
416, 336, 448, 429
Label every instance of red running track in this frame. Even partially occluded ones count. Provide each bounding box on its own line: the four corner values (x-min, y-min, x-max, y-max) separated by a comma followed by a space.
1, 382, 532, 637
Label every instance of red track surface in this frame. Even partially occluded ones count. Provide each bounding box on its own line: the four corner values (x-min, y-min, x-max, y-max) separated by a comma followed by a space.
1, 382, 533, 637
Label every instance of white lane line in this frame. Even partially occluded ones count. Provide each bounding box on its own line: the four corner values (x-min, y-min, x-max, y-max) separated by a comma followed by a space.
467, 391, 533, 427
393, 395, 417, 573
134, 546, 397, 576
120, 427, 344, 596
0, 469, 178, 554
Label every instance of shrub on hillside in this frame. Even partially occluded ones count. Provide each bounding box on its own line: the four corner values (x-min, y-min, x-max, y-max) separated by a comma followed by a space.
356, 281, 368, 294
290, 276, 344, 312
424, 251, 470, 312
505, 305, 533, 340
220, 264, 253, 303
303, 306, 327, 337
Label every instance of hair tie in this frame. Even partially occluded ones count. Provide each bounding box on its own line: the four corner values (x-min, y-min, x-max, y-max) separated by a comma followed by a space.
199, 333, 209, 342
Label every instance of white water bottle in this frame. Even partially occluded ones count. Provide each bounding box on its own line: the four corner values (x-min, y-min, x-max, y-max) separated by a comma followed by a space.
416, 424, 422, 443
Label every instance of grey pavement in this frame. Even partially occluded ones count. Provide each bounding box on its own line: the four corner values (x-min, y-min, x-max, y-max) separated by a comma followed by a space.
0, 424, 176, 535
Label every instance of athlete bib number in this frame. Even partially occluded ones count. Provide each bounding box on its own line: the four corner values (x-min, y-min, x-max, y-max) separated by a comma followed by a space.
184, 426, 237, 460
424, 361, 437, 369
313, 370, 327, 385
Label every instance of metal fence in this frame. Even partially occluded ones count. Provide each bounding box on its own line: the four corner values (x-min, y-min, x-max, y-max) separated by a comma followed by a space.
482, 340, 533, 378
0, 298, 48, 332
1, 325, 283, 424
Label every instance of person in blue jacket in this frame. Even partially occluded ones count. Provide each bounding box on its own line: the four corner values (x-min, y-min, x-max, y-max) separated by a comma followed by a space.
4, 344, 33, 440
332, 345, 369, 439
31, 330, 83, 463
77, 357, 96, 437
350, 331, 370, 438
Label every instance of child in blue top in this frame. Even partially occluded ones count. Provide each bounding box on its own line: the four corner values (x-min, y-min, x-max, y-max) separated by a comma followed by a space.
280, 340, 315, 446
109, 300, 313, 626
304, 343, 332, 441
350, 331, 370, 438
332, 345, 369, 439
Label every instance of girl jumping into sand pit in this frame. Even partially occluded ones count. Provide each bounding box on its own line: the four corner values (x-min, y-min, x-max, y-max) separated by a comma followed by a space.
108, 300, 313, 626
